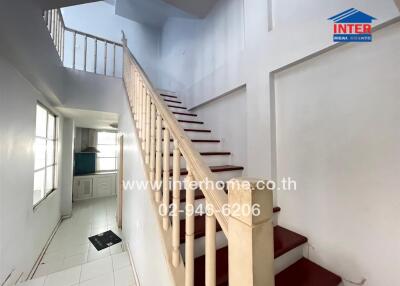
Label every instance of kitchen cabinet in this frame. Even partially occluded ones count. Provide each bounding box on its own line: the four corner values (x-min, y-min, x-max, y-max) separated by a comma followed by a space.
73, 172, 117, 201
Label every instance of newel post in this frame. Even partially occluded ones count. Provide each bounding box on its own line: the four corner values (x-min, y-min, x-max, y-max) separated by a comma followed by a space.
228, 178, 274, 286
121, 30, 127, 47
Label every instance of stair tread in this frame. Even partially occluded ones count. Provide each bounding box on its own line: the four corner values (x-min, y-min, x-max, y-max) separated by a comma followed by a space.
160, 94, 178, 99
274, 225, 308, 258
191, 139, 220, 143
184, 128, 211, 133
165, 139, 220, 143
173, 111, 197, 117
178, 119, 204, 124
194, 254, 341, 286
168, 105, 187, 109
164, 99, 182, 104
180, 213, 284, 242
163, 127, 211, 133
192, 226, 310, 286
171, 165, 244, 176
275, 258, 342, 286
182, 221, 305, 259
169, 151, 231, 156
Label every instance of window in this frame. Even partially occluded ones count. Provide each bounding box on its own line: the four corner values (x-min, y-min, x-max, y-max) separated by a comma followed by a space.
97, 131, 117, 171
33, 104, 58, 206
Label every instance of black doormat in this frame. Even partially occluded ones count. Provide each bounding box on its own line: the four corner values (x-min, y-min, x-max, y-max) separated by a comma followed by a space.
88, 230, 122, 251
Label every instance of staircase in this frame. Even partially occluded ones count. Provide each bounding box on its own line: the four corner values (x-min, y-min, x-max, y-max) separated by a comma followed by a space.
40, 7, 342, 284
157, 92, 342, 286
122, 36, 342, 283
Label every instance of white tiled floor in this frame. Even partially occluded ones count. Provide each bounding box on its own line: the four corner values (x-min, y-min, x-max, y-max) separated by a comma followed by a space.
19, 197, 135, 286
19, 255, 135, 286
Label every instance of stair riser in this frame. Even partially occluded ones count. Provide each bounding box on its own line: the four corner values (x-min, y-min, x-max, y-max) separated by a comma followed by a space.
213, 169, 244, 182
158, 92, 177, 99
171, 169, 243, 183
181, 237, 305, 275
168, 142, 222, 153
168, 106, 188, 111
170, 170, 238, 184
168, 155, 232, 169
274, 244, 305, 275
178, 122, 206, 129
181, 131, 213, 140
174, 114, 198, 120
180, 231, 227, 259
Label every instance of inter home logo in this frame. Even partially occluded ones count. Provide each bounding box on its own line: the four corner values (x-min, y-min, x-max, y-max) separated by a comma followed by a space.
328, 8, 376, 42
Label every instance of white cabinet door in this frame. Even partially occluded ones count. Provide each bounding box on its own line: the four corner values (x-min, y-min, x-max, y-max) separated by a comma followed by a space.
93, 175, 116, 198
73, 177, 93, 200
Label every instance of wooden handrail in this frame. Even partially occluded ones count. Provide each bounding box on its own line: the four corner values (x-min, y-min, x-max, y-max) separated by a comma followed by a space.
65, 27, 123, 47
43, 9, 123, 77
121, 33, 229, 235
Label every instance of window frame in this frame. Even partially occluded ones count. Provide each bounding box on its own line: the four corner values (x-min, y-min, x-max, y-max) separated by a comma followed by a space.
96, 131, 118, 172
33, 102, 58, 209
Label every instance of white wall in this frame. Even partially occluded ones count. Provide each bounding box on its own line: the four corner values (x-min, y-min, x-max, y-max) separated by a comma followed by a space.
0, 57, 64, 284
60, 118, 75, 217
275, 22, 400, 286
159, 0, 245, 108
156, 0, 400, 284
61, 62, 173, 286
158, 0, 399, 176
61, 2, 161, 85
62, 68, 126, 114
118, 87, 174, 286
244, 0, 399, 177
192, 86, 247, 169
0, 0, 66, 106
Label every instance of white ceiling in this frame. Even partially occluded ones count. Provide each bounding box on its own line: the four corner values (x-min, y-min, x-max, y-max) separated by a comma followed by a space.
163, 0, 217, 18
57, 107, 119, 130
115, 0, 217, 27
35, 0, 100, 10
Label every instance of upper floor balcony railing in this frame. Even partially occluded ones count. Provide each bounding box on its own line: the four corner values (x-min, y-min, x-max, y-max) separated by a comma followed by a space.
43, 9, 123, 78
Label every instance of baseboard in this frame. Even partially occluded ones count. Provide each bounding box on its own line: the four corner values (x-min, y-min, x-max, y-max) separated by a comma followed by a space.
25, 215, 69, 281
125, 243, 141, 286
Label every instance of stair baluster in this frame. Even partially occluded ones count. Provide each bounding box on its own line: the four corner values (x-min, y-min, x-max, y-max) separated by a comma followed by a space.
141, 88, 146, 150
155, 111, 162, 202
104, 41, 107, 75
132, 68, 136, 114
205, 207, 216, 286
94, 39, 97, 73
185, 168, 195, 286
135, 73, 140, 125
139, 83, 144, 141
162, 124, 170, 231
145, 93, 151, 164
72, 31, 76, 69
172, 139, 181, 267
84, 35, 87, 71
149, 102, 156, 183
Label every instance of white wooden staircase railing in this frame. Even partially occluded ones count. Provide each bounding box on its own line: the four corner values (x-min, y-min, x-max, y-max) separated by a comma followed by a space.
121, 33, 275, 286
43, 9, 123, 77
40, 8, 343, 285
